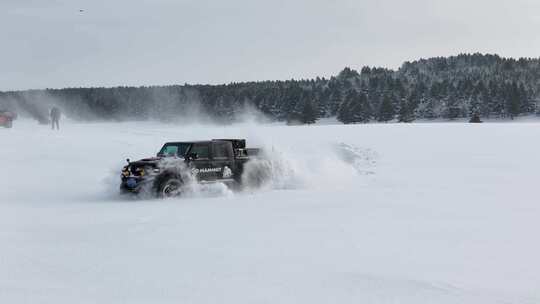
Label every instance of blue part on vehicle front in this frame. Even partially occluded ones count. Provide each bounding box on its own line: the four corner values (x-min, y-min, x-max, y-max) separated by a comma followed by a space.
120, 177, 142, 193
126, 178, 137, 188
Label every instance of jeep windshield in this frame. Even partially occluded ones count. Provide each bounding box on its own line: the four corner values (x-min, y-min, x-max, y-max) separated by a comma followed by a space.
157, 143, 192, 157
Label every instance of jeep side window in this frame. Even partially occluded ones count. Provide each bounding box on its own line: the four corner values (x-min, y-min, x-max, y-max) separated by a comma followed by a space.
158, 143, 191, 157
175, 143, 191, 157
190, 144, 210, 159
162, 145, 178, 156
213, 143, 231, 159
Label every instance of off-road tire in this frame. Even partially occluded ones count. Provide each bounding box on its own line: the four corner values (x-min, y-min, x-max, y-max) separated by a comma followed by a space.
157, 177, 183, 198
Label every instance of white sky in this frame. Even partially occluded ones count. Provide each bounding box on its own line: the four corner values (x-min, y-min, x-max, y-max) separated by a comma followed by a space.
2, 0, 540, 90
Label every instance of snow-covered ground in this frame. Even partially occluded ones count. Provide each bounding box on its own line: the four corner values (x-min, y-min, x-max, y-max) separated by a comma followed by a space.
1, 119, 539, 303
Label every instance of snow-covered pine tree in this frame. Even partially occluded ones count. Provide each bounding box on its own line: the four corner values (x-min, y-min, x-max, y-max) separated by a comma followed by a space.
378, 94, 395, 122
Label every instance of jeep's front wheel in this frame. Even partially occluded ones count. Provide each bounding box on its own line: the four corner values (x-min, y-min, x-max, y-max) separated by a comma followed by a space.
158, 178, 183, 198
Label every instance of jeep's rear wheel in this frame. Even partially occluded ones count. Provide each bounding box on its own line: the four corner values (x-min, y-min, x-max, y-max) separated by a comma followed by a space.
159, 178, 183, 198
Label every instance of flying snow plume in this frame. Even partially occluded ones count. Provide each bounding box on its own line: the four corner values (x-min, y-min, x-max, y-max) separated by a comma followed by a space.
333, 143, 378, 176
241, 149, 303, 190
241, 142, 377, 192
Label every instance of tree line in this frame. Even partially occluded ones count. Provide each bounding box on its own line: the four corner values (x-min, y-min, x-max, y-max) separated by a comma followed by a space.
1, 53, 539, 124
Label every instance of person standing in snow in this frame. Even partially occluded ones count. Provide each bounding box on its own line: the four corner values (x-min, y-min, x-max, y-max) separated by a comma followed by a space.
50, 107, 61, 130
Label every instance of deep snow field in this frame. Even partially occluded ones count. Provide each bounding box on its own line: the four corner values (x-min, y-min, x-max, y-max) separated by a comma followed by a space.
1, 119, 539, 303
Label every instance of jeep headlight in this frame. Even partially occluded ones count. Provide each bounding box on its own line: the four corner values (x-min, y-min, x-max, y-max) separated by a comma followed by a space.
136, 167, 145, 176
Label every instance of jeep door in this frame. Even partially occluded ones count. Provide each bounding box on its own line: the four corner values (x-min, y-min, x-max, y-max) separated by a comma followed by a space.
211, 141, 235, 181
188, 143, 216, 182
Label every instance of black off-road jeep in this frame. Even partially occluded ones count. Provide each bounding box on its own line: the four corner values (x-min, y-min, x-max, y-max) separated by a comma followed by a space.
120, 139, 261, 197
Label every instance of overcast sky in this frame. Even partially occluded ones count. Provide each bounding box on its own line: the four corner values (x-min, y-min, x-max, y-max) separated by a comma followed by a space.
2, 0, 540, 90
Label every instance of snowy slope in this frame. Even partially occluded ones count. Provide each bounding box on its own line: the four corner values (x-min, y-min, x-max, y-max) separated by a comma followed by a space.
1, 120, 539, 303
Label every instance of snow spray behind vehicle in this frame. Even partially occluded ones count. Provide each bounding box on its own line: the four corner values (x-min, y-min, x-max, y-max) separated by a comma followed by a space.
240, 142, 377, 192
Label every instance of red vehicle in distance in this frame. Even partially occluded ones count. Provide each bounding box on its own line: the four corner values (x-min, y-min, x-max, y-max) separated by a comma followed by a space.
0, 110, 17, 128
